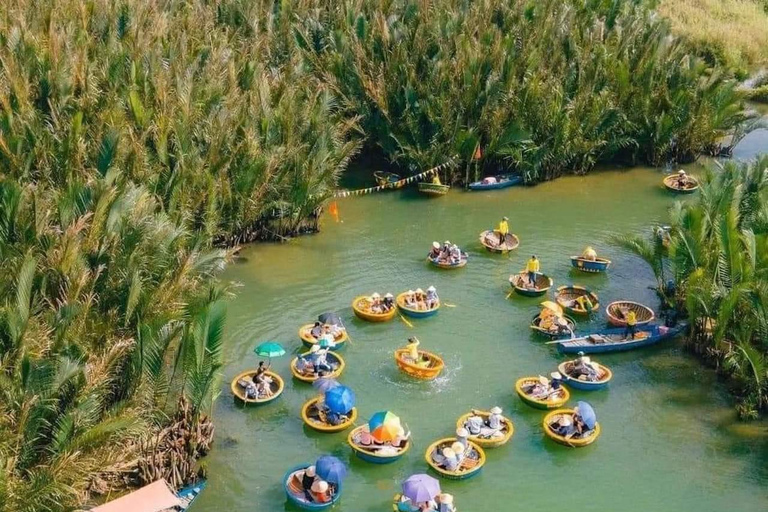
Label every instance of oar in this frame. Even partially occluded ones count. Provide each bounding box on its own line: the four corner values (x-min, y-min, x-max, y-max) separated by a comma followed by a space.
444, 302, 457, 308
399, 313, 414, 328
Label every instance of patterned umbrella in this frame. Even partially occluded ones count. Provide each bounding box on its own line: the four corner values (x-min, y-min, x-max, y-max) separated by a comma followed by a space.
402, 474, 440, 502
368, 411, 402, 442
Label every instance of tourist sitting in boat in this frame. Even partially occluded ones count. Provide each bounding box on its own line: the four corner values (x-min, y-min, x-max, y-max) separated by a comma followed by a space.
676, 169, 689, 189
429, 241, 441, 259
312, 346, 333, 375
495, 216, 509, 247
323, 404, 348, 426
550, 372, 563, 389
404, 290, 417, 307
253, 361, 269, 385
383, 293, 395, 311
310, 321, 324, 338
551, 403, 597, 440
256, 372, 274, 398
310, 479, 333, 504
244, 379, 258, 399
436, 493, 455, 512
368, 292, 383, 313
526, 255, 540, 286
581, 246, 597, 261
328, 322, 344, 338
449, 244, 462, 264
425, 286, 439, 308
572, 354, 599, 380
482, 176, 498, 185
440, 241, 451, 258
301, 465, 316, 501
414, 288, 427, 310
523, 375, 557, 400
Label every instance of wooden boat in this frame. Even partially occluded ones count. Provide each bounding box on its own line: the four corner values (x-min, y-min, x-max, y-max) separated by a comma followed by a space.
468, 174, 522, 190
509, 272, 553, 297
284, 464, 342, 510
290, 351, 346, 383
557, 324, 684, 354
231, 370, 284, 405
479, 230, 520, 253
663, 173, 699, 194
176, 479, 207, 510
530, 312, 576, 339
425, 437, 486, 480
427, 253, 468, 269
570, 256, 611, 273
374, 171, 402, 188
557, 360, 612, 391
515, 377, 570, 410
455, 411, 514, 448
299, 324, 348, 350
418, 182, 450, 196
351, 295, 397, 322
543, 409, 601, 447
555, 286, 599, 315
301, 396, 358, 433
394, 348, 444, 380
396, 292, 440, 318
347, 425, 410, 464
605, 300, 655, 327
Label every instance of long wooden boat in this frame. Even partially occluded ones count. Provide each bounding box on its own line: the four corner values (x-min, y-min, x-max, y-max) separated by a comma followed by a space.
351, 295, 397, 322
555, 286, 599, 315
570, 256, 611, 273
605, 300, 655, 327
299, 324, 348, 350
543, 409, 601, 447
479, 230, 520, 253
347, 425, 410, 464
515, 377, 570, 410
427, 253, 468, 269
393, 348, 444, 380
374, 171, 402, 188
468, 174, 522, 190
557, 360, 612, 391
284, 464, 342, 510
290, 351, 345, 383
530, 313, 576, 339
301, 396, 358, 433
425, 437, 486, 480
557, 324, 684, 354
396, 292, 440, 318
455, 411, 514, 448
509, 273, 553, 297
418, 182, 450, 196
176, 479, 207, 510
663, 173, 699, 194
231, 370, 284, 405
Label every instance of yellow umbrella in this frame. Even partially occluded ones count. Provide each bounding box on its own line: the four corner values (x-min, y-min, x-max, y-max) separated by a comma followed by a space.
540, 301, 563, 317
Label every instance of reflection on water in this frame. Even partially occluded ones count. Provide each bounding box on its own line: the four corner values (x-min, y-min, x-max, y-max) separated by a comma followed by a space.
195, 156, 767, 511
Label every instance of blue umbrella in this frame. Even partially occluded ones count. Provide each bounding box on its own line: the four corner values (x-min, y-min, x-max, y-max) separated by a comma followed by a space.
324, 385, 356, 414
315, 455, 347, 484
312, 378, 340, 393
576, 401, 597, 429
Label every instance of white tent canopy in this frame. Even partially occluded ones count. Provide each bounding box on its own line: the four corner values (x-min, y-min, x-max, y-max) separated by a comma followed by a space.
91, 479, 181, 512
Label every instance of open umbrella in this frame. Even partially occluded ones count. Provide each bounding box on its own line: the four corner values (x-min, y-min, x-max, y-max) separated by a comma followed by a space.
576, 401, 597, 429
318, 312, 344, 327
402, 474, 440, 503
312, 378, 340, 393
325, 385, 356, 414
253, 342, 286, 358
368, 411, 402, 442
540, 300, 563, 317
315, 455, 347, 484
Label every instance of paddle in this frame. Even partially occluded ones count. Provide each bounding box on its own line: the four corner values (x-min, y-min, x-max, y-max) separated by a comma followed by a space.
443, 302, 457, 308
398, 313, 414, 328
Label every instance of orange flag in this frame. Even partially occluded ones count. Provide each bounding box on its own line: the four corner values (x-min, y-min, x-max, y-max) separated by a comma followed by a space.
473, 145, 483, 160
328, 201, 339, 222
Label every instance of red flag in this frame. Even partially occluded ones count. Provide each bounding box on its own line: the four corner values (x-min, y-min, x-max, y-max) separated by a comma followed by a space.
328, 201, 339, 222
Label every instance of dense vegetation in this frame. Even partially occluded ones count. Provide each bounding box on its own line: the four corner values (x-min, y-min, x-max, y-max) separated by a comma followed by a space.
615, 156, 768, 419
0, 0, 759, 509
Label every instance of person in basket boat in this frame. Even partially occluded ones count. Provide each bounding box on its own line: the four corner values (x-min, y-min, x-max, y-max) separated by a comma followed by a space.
425, 286, 439, 309
356, 425, 410, 454
317, 326, 337, 349
550, 403, 597, 440
312, 345, 333, 375
495, 216, 509, 247
581, 246, 597, 261
321, 400, 349, 426
310, 479, 333, 504
414, 289, 427, 310
550, 372, 563, 390
440, 241, 451, 259
368, 292, 383, 313
382, 293, 395, 311
455, 428, 469, 451
429, 241, 441, 260
624, 309, 638, 340
448, 244, 462, 264
572, 353, 599, 381
300, 465, 317, 502
567, 293, 594, 313
463, 406, 504, 440
538, 307, 572, 336
246, 362, 273, 399
676, 169, 689, 189
432, 173, 442, 185
523, 375, 560, 400
436, 493, 455, 512
525, 255, 540, 287
404, 290, 417, 308
310, 321, 324, 338
402, 337, 431, 367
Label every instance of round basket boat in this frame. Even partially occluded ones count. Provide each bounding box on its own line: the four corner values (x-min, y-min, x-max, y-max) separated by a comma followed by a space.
428, 253, 468, 269
605, 300, 655, 327
425, 437, 486, 480
455, 411, 514, 448
557, 360, 612, 391
284, 464, 342, 510
418, 182, 450, 196
392, 494, 458, 512
290, 351, 346, 383
530, 313, 576, 339
543, 409, 601, 447
299, 324, 348, 350
396, 292, 440, 318
509, 273, 553, 297
555, 286, 600, 315
347, 425, 410, 464
515, 377, 570, 410
394, 348, 444, 380
301, 396, 357, 433
570, 256, 611, 273
374, 171, 402, 188
351, 295, 397, 322
663, 173, 699, 194
231, 370, 284, 405
479, 230, 520, 253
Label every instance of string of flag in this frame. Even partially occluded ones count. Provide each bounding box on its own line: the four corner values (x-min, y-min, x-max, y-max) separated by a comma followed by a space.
333, 158, 457, 198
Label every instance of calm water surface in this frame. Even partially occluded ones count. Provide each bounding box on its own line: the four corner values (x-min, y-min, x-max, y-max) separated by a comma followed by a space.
195, 160, 768, 511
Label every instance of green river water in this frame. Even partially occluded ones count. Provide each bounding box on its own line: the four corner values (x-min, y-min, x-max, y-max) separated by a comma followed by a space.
193, 155, 768, 511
